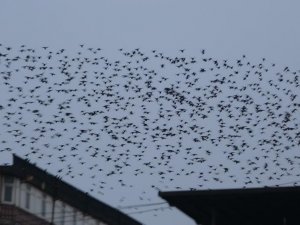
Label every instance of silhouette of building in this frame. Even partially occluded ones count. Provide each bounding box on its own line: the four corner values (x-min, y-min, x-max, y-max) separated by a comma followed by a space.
0, 154, 142, 225
160, 186, 300, 225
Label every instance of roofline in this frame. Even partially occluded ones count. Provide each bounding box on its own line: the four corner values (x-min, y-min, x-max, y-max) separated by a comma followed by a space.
159, 185, 300, 198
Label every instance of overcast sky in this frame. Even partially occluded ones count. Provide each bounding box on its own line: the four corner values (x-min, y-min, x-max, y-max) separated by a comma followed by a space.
1, 0, 300, 66
1, 1, 300, 225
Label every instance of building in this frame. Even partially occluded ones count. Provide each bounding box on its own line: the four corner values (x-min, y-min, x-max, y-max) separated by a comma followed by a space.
159, 186, 300, 225
0, 154, 142, 225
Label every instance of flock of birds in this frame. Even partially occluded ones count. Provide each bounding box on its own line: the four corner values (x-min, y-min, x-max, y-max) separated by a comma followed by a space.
0, 44, 300, 217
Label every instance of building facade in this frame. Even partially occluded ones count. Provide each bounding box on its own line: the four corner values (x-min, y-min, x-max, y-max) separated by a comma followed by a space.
0, 154, 141, 225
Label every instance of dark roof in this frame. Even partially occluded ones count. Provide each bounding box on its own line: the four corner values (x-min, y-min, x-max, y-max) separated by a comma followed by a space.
159, 186, 300, 225
0, 154, 142, 225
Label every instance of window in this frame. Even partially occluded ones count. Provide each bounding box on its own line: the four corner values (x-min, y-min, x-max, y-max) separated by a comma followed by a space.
41, 193, 47, 217
25, 184, 31, 209
60, 204, 65, 225
2, 176, 14, 203
72, 209, 77, 225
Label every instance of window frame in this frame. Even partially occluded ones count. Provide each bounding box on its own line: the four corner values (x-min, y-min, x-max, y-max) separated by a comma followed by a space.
60, 203, 65, 225
25, 183, 31, 209
72, 208, 77, 225
41, 193, 47, 217
2, 176, 15, 204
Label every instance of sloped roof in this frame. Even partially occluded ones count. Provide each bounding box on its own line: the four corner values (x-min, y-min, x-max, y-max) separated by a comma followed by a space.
0, 154, 142, 225
160, 186, 300, 225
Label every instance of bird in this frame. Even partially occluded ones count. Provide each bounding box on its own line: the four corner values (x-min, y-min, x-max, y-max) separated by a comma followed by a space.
0, 43, 299, 213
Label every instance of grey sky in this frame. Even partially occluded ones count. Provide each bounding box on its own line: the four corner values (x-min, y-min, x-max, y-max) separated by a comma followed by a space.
1, 1, 300, 225
1, 0, 300, 66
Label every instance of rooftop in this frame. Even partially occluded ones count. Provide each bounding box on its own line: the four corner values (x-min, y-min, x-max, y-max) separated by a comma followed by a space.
160, 186, 300, 225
